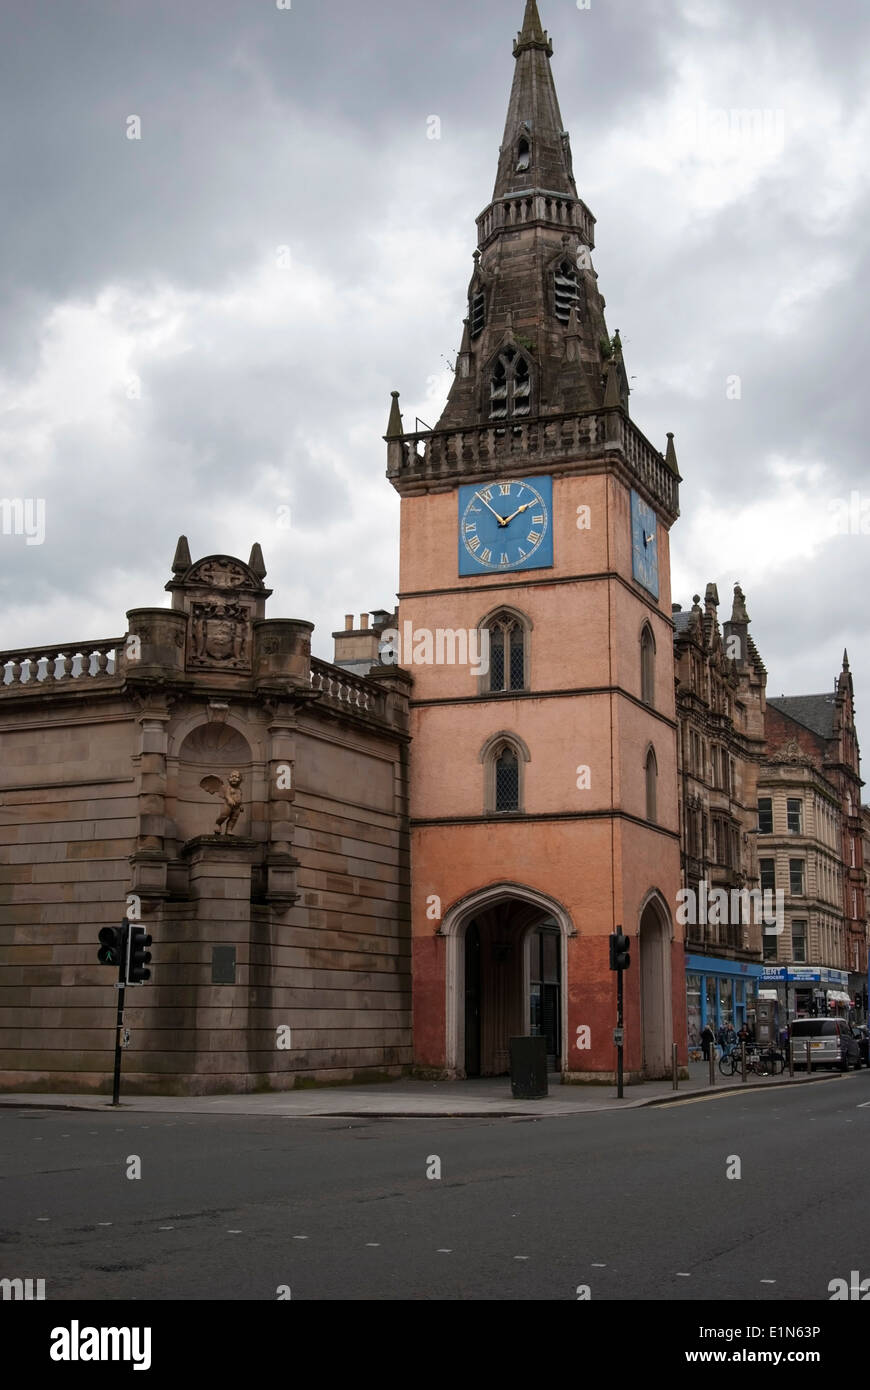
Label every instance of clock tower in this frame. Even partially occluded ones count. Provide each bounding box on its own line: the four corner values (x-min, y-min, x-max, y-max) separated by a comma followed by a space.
386, 0, 685, 1081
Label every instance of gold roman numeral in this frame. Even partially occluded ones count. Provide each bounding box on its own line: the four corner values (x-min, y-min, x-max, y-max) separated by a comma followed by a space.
480, 548, 492, 563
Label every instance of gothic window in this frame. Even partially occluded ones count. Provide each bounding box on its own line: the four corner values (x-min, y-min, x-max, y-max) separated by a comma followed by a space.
645, 746, 658, 824
489, 347, 531, 420
484, 610, 528, 693
470, 291, 486, 340
554, 260, 580, 322
640, 624, 655, 706
495, 746, 519, 812
516, 137, 530, 173
481, 732, 530, 815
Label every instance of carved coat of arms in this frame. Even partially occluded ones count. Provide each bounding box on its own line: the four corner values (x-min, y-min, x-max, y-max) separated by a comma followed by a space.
189, 602, 251, 672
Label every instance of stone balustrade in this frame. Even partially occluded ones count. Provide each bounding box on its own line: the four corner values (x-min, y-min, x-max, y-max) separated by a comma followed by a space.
0, 638, 124, 691
387, 408, 679, 519
477, 192, 595, 249
310, 657, 386, 719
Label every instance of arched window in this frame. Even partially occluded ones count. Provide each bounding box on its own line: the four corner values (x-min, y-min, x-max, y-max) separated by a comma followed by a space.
470, 290, 486, 340
516, 137, 530, 173
489, 347, 531, 420
645, 746, 658, 823
495, 746, 519, 812
485, 609, 528, 693
554, 260, 580, 321
480, 732, 530, 815
640, 624, 656, 706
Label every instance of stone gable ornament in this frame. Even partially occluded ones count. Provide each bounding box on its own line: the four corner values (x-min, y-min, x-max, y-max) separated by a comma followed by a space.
200, 771, 244, 835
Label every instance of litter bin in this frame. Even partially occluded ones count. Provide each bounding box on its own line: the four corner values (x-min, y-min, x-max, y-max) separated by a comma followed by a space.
509, 1035, 548, 1099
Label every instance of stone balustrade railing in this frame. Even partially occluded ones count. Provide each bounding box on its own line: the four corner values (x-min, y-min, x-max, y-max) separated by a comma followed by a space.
387, 408, 679, 519
477, 193, 595, 250
310, 657, 387, 719
0, 639, 124, 691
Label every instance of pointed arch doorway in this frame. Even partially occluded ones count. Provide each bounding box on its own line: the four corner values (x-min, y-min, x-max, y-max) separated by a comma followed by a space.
638, 892, 674, 1079
443, 884, 573, 1078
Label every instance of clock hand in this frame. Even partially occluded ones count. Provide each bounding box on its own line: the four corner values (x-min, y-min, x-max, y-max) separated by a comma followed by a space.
501, 502, 533, 526
474, 492, 508, 526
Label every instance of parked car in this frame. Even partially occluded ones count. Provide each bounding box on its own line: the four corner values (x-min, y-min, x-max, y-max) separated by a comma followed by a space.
790, 1018, 862, 1072
853, 1024, 870, 1067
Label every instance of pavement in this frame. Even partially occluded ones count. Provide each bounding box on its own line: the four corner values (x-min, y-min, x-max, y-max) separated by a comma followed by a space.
0, 1059, 842, 1117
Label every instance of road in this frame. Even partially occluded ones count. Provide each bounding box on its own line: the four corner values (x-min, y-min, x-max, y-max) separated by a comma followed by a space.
2, 1073, 868, 1300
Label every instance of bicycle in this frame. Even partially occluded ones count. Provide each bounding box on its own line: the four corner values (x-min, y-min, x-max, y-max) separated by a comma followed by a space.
718, 1044, 740, 1076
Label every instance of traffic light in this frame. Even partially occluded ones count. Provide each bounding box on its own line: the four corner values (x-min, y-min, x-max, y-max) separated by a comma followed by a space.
609, 931, 631, 971
97, 923, 127, 967
128, 926, 152, 984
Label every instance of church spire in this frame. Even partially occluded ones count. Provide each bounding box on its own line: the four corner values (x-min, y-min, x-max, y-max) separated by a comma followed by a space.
493, 1, 577, 205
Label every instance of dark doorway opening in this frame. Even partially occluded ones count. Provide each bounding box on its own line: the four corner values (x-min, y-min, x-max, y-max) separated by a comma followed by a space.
464, 919, 481, 1077
530, 925, 561, 1068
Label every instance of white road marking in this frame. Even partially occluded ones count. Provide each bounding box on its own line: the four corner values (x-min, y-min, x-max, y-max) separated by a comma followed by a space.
676, 1272, 691, 1278
514, 1256, 529, 1261
437, 1249, 452, 1253
37, 1217, 50, 1222
227, 1229, 242, 1234
592, 1263, 606, 1267
98, 1222, 112, 1227
158, 1226, 174, 1231
761, 1279, 776, 1284
366, 1243, 380, 1247
293, 1235, 308, 1240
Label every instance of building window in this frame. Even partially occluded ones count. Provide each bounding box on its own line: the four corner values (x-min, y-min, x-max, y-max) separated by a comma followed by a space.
470, 291, 486, 340
792, 919, 807, 963
645, 747, 658, 824
789, 859, 805, 895
481, 732, 529, 816
516, 137, 530, 173
787, 798, 803, 834
763, 931, 778, 961
489, 347, 531, 420
640, 624, 655, 706
554, 260, 580, 322
486, 610, 527, 693
758, 797, 772, 834
760, 858, 776, 892
495, 746, 519, 812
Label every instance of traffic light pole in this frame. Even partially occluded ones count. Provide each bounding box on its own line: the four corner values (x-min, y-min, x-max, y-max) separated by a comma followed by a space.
110, 923, 131, 1107
617, 967, 624, 1100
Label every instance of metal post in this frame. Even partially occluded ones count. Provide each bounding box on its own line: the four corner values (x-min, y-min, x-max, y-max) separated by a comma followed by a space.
616, 968, 624, 1100
672, 1042, 679, 1090
806, 1036, 812, 1078
110, 920, 130, 1108
788, 1035, 794, 1077
741, 1041, 747, 1083
708, 1045, 715, 1086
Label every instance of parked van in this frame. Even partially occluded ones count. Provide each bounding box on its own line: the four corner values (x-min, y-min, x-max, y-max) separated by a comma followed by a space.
790, 1018, 862, 1072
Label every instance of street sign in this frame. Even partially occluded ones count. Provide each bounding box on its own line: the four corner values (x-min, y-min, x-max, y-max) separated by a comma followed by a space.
613, 1027, 624, 1047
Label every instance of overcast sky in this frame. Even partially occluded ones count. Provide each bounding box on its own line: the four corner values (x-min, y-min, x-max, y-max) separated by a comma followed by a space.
1, 0, 868, 756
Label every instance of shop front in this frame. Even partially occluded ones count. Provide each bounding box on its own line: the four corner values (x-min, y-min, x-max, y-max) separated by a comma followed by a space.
686, 955, 762, 1056
761, 966, 850, 1021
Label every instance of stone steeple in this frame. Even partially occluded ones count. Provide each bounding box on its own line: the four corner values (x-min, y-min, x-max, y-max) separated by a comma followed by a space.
386, 2, 680, 528
433, 1, 624, 433
492, 0, 577, 205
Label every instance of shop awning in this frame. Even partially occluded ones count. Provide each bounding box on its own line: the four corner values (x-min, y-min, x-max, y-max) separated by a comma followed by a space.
827, 990, 851, 1004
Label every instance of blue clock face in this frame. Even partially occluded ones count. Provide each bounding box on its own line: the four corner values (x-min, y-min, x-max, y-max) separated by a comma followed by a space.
630, 489, 659, 597
458, 476, 553, 575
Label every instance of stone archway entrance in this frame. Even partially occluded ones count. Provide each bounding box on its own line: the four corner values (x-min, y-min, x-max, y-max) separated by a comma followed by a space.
443, 885, 572, 1078
638, 893, 673, 1079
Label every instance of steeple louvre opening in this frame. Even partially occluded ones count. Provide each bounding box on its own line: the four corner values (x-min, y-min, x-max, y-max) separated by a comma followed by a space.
554, 259, 580, 322
470, 291, 486, 340
488, 347, 532, 422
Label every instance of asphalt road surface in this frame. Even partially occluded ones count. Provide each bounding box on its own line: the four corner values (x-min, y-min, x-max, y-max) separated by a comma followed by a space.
2, 1073, 868, 1300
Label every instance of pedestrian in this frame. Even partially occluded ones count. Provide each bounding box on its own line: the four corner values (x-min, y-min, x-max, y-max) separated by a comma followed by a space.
701, 1023, 715, 1061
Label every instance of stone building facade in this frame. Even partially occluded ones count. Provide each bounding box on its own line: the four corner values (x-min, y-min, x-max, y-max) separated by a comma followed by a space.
759, 656, 865, 1021
0, 542, 411, 1094
673, 583, 768, 1048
